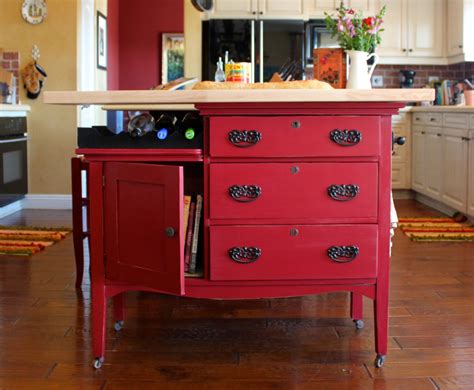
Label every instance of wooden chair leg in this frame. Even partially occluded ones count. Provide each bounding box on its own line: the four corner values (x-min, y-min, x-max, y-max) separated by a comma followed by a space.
71, 157, 84, 289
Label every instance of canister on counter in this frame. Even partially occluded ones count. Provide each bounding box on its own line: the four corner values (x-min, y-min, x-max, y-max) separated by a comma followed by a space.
225, 62, 252, 83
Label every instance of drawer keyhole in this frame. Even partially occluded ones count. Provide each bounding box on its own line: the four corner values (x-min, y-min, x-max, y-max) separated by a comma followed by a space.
291, 120, 301, 129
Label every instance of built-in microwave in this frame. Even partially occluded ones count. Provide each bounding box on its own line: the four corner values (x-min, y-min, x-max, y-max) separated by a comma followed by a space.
304, 20, 340, 66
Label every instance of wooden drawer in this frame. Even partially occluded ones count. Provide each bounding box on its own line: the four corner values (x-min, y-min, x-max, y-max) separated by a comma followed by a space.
209, 116, 380, 157
209, 163, 378, 221
443, 113, 470, 129
210, 225, 378, 281
412, 112, 442, 125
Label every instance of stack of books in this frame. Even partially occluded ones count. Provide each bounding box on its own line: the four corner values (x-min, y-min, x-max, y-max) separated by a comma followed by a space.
183, 194, 203, 277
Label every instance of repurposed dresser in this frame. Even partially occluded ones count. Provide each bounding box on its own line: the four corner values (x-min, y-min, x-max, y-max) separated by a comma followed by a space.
43, 89, 434, 370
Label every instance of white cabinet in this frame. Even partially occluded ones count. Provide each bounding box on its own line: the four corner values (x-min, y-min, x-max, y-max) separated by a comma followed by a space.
392, 112, 411, 189
447, 0, 464, 57
258, 0, 306, 18
210, 0, 257, 18
468, 131, 474, 216
411, 126, 426, 193
210, 0, 306, 19
424, 128, 443, 199
441, 129, 469, 212
307, 0, 374, 17
376, 0, 445, 63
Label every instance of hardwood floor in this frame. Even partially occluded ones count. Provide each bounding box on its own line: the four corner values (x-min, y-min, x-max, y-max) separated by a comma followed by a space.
0, 200, 473, 389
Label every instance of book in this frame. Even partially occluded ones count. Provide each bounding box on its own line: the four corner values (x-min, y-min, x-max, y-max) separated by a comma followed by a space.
184, 201, 196, 272
313, 48, 347, 89
189, 194, 203, 274
183, 195, 192, 247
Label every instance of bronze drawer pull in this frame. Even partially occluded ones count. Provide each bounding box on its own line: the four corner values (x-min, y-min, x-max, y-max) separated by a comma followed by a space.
228, 130, 262, 147
327, 245, 359, 262
327, 184, 360, 201
228, 247, 262, 263
229, 185, 262, 202
329, 129, 362, 146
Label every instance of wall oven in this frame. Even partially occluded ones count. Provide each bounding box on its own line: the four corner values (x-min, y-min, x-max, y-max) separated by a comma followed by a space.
0, 113, 28, 207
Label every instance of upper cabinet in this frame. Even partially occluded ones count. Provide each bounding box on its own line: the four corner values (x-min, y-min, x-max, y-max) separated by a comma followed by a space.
209, 0, 306, 19
376, 0, 444, 63
446, 0, 474, 62
306, 0, 375, 17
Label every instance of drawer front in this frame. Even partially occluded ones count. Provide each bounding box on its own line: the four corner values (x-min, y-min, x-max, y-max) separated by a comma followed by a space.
413, 112, 442, 125
210, 225, 378, 281
209, 116, 380, 157
443, 113, 469, 129
210, 163, 378, 220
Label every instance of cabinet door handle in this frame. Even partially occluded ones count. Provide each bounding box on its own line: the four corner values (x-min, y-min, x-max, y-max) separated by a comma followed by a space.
402, 48, 407, 52
228, 247, 262, 263
228, 130, 262, 147
165, 227, 176, 237
409, 49, 413, 52
229, 185, 262, 202
327, 245, 359, 262
421, 131, 425, 135
329, 129, 362, 146
327, 184, 360, 201
462, 137, 471, 141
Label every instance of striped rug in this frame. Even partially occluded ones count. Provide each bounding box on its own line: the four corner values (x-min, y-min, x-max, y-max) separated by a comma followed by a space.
398, 217, 474, 242
0, 226, 70, 256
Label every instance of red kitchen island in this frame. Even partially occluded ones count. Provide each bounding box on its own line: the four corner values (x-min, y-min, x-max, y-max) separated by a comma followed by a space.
44, 88, 434, 369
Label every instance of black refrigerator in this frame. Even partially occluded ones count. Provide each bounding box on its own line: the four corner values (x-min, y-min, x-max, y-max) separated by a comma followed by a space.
202, 19, 305, 82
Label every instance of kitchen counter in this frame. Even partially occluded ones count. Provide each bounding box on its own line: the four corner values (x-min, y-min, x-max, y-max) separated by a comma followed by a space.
43, 89, 434, 105
0, 104, 31, 113
408, 105, 474, 112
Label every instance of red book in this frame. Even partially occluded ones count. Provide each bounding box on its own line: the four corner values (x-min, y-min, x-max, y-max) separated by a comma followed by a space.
184, 201, 196, 272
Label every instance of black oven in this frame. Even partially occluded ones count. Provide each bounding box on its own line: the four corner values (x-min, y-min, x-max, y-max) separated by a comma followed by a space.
0, 115, 28, 207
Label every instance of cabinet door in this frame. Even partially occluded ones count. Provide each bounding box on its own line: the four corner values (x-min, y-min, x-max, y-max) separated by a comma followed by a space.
210, 0, 257, 18
104, 162, 184, 295
375, 0, 407, 57
442, 134, 468, 212
407, 0, 444, 57
424, 129, 443, 199
306, 0, 339, 17
411, 127, 426, 193
468, 135, 474, 216
348, 0, 375, 14
447, 0, 464, 56
258, 0, 305, 18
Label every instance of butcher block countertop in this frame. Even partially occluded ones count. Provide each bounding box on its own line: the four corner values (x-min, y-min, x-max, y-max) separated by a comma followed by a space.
43, 89, 434, 105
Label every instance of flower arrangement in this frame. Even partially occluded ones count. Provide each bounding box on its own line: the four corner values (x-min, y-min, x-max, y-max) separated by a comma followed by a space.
325, 3, 386, 53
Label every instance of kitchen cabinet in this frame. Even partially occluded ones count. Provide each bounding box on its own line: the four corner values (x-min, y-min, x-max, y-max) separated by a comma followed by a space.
446, 0, 474, 62
391, 112, 411, 189
411, 125, 426, 193
441, 128, 469, 212
209, 0, 306, 19
424, 128, 443, 199
468, 130, 474, 216
376, 0, 445, 63
307, 0, 375, 17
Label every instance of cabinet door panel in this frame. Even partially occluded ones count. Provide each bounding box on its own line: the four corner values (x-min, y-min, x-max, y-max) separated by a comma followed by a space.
424, 130, 443, 199
447, 0, 464, 56
411, 128, 426, 193
104, 162, 184, 295
375, 0, 406, 57
442, 135, 468, 212
211, 0, 257, 18
407, 0, 444, 57
258, 0, 304, 17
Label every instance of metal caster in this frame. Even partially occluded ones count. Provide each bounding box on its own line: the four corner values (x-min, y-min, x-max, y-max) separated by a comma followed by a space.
354, 319, 365, 329
93, 357, 104, 369
114, 320, 124, 332
374, 354, 386, 368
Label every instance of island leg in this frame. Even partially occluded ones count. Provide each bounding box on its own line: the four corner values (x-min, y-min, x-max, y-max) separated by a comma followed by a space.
350, 292, 364, 329
374, 282, 389, 368
113, 293, 125, 331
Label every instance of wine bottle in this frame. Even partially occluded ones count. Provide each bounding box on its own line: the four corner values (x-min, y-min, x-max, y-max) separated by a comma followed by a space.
127, 112, 155, 138
155, 113, 177, 140
179, 112, 202, 140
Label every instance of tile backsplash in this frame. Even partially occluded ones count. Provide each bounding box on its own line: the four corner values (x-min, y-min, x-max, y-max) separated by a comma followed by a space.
372, 62, 474, 88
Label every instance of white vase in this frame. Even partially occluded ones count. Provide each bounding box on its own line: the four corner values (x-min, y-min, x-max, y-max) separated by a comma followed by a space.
346, 50, 379, 89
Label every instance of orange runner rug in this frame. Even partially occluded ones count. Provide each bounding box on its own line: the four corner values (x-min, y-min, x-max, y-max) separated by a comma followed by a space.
398, 217, 474, 242
0, 226, 71, 256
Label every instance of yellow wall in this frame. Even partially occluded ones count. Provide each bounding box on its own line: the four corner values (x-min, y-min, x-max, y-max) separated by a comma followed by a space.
0, 0, 77, 195
184, 1, 202, 81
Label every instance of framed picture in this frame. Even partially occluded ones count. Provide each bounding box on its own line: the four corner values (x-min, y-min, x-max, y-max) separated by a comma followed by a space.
97, 11, 107, 70
161, 33, 184, 84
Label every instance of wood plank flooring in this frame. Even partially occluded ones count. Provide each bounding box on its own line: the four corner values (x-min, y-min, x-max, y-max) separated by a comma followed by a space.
0, 200, 473, 389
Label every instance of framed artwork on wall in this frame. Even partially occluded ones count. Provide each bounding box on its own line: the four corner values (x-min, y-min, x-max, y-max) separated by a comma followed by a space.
161, 33, 184, 84
97, 11, 107, 70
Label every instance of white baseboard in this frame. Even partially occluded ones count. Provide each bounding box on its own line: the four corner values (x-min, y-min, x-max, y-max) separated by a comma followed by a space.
393, 189, 415, 200
0, 200, 23, 219
414, 193, 458, 217
22, 194, 72, 210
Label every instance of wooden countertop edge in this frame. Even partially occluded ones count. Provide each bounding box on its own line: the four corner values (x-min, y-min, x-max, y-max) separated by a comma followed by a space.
43, 89, 435, 105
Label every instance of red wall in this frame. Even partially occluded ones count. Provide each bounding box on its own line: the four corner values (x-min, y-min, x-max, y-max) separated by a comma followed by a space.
113, 0, 184, 90
107, 0, 120, 90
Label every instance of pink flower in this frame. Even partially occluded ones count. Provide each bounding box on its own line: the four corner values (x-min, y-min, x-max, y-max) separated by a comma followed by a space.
337, 20, 345, 32
368, 18, 383, 34
347, 9, 355, 15
344, 18, 356, 37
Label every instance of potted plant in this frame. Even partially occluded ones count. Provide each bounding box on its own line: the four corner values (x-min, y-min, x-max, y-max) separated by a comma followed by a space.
325, 3, 386, 89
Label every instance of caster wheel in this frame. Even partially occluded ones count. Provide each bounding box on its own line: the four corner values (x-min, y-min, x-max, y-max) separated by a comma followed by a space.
93, 357, 104, 369
374, 354, 386, 368
354, 319, 365, 329
114, 320, 124, 332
